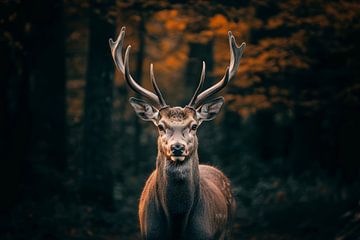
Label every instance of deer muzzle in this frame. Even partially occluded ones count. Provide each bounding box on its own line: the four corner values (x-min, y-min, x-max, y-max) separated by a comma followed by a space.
170, 143, 188, 162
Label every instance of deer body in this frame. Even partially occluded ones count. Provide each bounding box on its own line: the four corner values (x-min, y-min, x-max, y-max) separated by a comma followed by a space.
135, 107, 236, 240
139, 159, 235, 240
109, 27, 245, 240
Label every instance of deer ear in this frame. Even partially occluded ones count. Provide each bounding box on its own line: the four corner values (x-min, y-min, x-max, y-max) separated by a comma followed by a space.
196, 97, 224, 123
129, 97, 159, 123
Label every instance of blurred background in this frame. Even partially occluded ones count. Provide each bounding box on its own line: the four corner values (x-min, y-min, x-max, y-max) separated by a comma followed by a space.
1, 0, 360, 239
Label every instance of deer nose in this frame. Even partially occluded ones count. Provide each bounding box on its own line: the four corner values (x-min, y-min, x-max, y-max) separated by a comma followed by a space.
171, 143, 185, 156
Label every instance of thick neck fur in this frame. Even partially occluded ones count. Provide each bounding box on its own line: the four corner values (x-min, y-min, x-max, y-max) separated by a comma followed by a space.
155, 138, 200, 236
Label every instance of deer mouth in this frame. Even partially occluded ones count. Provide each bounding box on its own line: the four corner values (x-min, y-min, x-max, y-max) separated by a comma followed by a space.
170, 155, 186, 162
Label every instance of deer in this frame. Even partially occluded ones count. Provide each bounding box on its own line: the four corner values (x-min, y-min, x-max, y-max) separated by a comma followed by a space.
109, 27, 245, 240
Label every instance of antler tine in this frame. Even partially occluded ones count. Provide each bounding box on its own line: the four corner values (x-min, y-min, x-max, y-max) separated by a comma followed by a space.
191, 31, 246, 108
187, 61, 206, 107
150, 64, 167, 107
109, 27, 166, 106
195, 67, 230, 108
109, 26, 126, 73
123, 46, 160, 104
228, 31, 246, 80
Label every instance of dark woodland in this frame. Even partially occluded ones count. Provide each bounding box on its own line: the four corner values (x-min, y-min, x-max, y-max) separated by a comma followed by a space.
1, 0, 360, 239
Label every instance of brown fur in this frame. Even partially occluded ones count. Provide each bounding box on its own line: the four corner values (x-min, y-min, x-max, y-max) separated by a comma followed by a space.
139, 164, 236, 240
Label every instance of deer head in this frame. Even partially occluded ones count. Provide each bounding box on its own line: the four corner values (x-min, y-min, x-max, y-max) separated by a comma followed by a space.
109, 27, 245, 162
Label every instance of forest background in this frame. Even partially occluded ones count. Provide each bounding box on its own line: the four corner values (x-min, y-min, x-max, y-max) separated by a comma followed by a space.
1, 0, 360, 239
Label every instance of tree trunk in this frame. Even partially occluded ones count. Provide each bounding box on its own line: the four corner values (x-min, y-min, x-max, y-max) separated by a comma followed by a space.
29, 0, 66, 170
185, 40, 214, 86
0, 38, 31, 209
132, 13, 146, 173
81, 0, 114, 206
1, 0, 66, 204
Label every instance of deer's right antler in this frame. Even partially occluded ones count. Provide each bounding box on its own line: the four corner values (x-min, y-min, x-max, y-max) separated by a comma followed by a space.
109, 27, 167, 107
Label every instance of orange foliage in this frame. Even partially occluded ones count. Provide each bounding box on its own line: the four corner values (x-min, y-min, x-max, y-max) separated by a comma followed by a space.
110, 0, 359, 118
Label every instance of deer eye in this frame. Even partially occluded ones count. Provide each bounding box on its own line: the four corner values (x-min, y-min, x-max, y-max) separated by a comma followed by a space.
191, 124, 198, 131
158, 124, 165, 132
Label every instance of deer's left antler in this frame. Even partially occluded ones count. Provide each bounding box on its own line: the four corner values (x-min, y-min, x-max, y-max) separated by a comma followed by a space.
188, 31, 246, 108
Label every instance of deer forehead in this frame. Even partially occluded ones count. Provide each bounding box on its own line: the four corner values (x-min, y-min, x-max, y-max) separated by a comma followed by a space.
159, 107, 196, 126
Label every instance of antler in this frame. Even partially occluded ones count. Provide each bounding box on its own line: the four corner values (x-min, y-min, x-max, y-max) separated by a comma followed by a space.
109, 26, 167, 107
188, 61, 206, 107
188, 31, 246, 108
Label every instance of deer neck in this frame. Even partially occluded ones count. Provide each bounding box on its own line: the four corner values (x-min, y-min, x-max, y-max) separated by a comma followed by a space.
155, 141, 200, 228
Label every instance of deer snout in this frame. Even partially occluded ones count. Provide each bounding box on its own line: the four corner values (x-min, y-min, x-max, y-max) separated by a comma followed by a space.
170, 143, 185, 156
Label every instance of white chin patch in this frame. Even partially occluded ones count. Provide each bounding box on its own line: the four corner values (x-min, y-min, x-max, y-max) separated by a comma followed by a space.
170, 156, 186, 162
